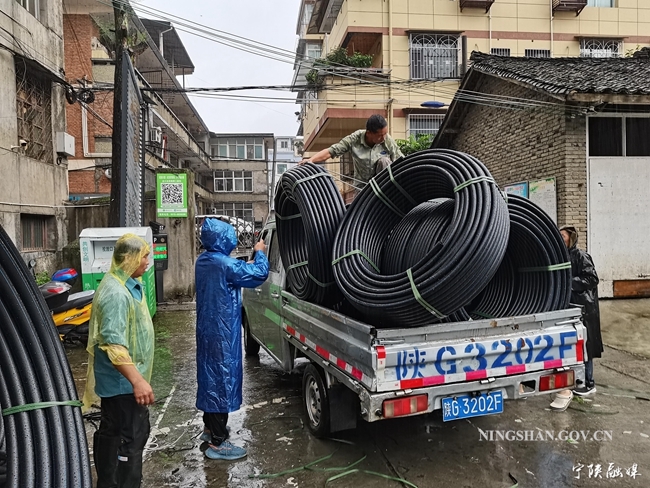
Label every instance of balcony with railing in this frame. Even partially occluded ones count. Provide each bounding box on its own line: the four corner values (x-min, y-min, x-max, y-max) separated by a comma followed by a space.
459, 0, 495, 13
552, 0, 588, 15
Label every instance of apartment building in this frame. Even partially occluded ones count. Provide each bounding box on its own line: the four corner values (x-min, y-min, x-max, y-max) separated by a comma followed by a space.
208, 133, 275, 230
62, 1, 214, 208
0, 0, 72, 269
294, 0, 650, 158
268, 136, 303, 207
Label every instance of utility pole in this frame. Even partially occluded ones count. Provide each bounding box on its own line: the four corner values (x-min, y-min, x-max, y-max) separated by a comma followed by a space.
109, 0, 128, 227
269, 136, 278, 211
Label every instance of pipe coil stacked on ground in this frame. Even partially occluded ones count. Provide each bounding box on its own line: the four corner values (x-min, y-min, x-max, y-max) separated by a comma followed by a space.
0, 224, 92, 488
332, 149, 510, 328
468, 194, 571, 319
274, 163, 346, 306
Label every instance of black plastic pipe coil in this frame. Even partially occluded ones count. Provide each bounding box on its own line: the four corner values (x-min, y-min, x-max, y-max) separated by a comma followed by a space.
0, 224, 92, 488
0, 403, 5, 486
468, 194, 571, 319
274, 163, 346, 306
332, 149, 510, 328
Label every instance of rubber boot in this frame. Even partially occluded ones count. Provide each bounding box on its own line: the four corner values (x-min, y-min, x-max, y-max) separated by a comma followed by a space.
94, 430, 120, 488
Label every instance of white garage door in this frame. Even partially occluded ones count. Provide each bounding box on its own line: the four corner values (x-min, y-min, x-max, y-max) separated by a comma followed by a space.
588, 157, 650, 297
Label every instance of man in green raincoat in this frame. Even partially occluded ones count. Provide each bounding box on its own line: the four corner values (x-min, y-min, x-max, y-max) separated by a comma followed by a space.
84, 234, 155, 488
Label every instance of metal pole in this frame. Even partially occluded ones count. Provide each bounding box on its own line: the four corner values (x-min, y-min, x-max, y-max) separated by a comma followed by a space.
270, 137, 278, 211
109, 0, 128, 227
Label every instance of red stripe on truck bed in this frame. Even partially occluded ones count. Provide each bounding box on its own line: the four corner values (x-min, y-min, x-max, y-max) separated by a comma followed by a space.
465, 370, 488, 381
316, 345, 329, 359
544, 359, 563, 369
506, 365, 527, 375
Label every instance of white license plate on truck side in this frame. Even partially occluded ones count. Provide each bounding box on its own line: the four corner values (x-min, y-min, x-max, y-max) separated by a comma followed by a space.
442, 391, 503, 421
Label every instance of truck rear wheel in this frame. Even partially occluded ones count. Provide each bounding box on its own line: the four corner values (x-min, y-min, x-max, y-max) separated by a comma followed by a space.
243, 314, 260, 356
302, 363, 330, 438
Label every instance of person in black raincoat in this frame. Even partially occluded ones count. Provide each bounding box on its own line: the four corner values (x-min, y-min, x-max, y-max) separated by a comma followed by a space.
561, 225, 603, 396
195, 218, 269, 460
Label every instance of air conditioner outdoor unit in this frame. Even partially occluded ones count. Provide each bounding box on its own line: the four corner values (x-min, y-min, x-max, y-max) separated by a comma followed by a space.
149, 126, 162, 145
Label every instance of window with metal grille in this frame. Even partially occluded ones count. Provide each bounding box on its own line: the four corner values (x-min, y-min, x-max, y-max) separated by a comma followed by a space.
410, 34, 461, 80
21, 214, 48, 251
15, 60, 53, 164
213, 202, 254, 222
491, 48, 511, 57
214, 170, 253, 192
408, 114, 446, 138
15, 0, 39, 18
580, 39, 621, 58
524, 49, 551, 58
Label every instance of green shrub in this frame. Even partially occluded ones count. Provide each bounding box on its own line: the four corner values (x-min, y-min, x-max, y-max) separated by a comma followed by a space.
396, 134, 435, 156
35, 271, 51, 286
306, 48, 374, 89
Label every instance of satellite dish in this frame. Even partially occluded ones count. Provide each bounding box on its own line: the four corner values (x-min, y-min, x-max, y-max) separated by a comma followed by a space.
104, 168, 112, 179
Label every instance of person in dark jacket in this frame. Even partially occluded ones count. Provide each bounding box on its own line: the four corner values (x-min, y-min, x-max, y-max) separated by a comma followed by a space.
561, 225, 603, 396
195, 218, 269, 460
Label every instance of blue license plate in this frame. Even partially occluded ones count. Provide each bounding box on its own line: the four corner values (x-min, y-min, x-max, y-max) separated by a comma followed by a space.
442, 391, 503, 422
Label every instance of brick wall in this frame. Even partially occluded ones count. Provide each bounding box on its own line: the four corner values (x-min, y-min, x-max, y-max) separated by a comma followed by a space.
64, 15, 114, 194
448, 76, 588, 248
68, 168, 111, 195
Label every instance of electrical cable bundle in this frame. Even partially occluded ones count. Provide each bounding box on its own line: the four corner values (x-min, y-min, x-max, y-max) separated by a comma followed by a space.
275, 163, 346, 306
333, 149, 510, 328
468, 194, 571, 319
0, 223, 92, 488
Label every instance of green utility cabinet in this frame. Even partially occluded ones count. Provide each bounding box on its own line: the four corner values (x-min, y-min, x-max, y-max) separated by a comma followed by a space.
79, 227, 157, 317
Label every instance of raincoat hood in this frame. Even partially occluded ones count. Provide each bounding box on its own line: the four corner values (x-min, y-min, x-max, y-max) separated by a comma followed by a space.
201, 218, 237, 254
560, 225, 578, 249
110, 233, 151, 284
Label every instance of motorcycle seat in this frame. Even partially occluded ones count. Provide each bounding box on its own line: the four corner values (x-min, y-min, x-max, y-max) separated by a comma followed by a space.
51, 290, 95, 315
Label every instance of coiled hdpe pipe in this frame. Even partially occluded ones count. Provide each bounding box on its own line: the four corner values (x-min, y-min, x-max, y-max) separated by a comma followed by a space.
468, 194, 571, 319
0, 223, 91, 488
275, 163, 346, 306
332, 149, 510, 328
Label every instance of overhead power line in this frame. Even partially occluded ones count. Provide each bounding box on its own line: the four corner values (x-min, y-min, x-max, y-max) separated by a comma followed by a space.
97, 0, 595, 115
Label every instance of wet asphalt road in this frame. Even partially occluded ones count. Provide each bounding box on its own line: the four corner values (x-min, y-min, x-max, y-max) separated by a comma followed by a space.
65, 310, 650, 488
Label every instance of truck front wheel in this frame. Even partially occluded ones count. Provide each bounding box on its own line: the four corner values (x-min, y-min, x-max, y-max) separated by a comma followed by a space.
302, 363, 330, 438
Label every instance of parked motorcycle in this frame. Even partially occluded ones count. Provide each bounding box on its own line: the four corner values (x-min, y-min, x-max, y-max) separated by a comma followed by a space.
38, 268, 93, 343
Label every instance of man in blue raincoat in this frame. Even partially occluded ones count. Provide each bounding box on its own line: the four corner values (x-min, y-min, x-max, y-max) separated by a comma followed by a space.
195, 218, 269, 460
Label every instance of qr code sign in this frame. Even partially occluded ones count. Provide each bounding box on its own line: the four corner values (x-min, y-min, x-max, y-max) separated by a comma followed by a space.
161, 183, 183, 205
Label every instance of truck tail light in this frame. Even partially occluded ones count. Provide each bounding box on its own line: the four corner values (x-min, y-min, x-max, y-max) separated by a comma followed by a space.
383, 394, 428, 418
539, 370, 575, 392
